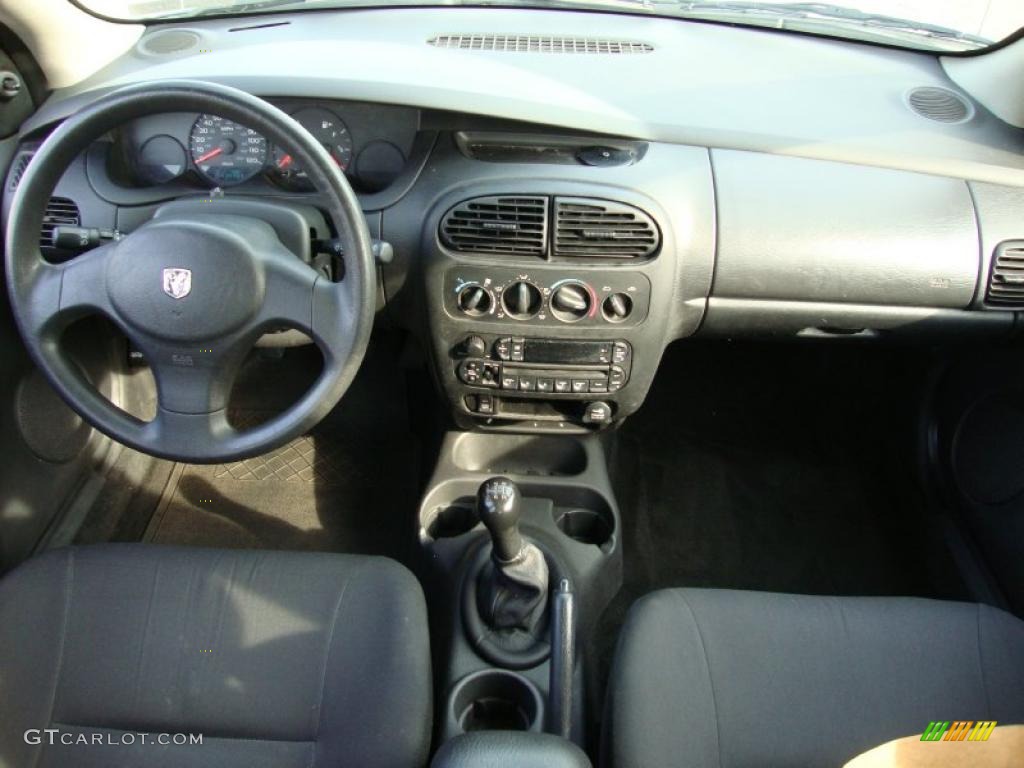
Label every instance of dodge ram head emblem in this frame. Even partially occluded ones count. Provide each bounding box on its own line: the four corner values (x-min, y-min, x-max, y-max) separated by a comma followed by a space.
162, 268, 192, 299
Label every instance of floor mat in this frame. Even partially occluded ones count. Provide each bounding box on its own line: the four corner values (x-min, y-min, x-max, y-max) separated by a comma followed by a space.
86, 339, 421, 562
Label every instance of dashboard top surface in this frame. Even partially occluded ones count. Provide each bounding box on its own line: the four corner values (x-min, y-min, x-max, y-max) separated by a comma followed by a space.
23, 7, 1024, 187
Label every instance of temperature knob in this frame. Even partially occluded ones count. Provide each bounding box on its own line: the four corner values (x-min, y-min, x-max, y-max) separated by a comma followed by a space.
550, 281, 593, 323
502, 281, 543, 320
602, 292, 633, 322
457, 284, 493, 317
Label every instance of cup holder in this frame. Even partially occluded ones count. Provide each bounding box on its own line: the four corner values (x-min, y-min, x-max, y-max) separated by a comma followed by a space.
448, 669, 544, 735
554, 506, 615, 550
424, 499, 478, 540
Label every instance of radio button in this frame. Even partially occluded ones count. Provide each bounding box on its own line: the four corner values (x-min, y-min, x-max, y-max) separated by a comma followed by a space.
571, 379, 590, 394
608, 366, 627, 390
536, 378, 553, 393
510, 339, 525, 362
613, 342, 631, 364
501, 373, 518, 389
590, 379, 608, 394
554, 379, 571, 393
519, 376, 536, 392
494, 338, 512, 360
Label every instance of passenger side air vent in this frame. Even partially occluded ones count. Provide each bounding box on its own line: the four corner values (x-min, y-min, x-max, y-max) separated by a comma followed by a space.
986, 241, 1024, 308
41, 197, 81, 252
428, 35, 653, 54
440, 196, 547, 257
553, 197, 660, 259
906, 87, 973, 124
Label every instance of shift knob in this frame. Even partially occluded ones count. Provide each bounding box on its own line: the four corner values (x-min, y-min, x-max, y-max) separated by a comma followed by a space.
477, 476, 524, 563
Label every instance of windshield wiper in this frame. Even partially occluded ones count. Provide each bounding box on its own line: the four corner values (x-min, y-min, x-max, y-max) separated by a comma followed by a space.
673, 2, 990, 45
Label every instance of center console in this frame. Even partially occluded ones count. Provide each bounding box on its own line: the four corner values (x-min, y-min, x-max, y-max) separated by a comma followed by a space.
420, 181, 689, 432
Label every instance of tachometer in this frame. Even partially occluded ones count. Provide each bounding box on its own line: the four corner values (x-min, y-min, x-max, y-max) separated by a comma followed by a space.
189, 114, 268, 187
271, 107, 353, 190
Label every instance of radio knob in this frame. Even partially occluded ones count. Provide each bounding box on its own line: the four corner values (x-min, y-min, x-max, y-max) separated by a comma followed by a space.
502, 281, 542, 320
551, 282, 592, 323
461, 335, 487, 358
602, 292, 633, 322
457, 285, 493, 317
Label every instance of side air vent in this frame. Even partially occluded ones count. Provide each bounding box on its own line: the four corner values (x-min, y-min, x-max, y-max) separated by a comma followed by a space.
906, 87, 973, 124
41, 197, 80, 252
137, 29, 201, 56
553, 197, 660, 259
6, 152, 33, 192
428, 35, 653, 54
440, 196, 547, 257
986, 241, 1024, 308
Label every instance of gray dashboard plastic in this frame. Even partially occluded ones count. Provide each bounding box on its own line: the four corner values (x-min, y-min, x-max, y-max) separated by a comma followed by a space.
20, 8, 1024, 186
969, 182, 1024, 310
710, 150, 979, 308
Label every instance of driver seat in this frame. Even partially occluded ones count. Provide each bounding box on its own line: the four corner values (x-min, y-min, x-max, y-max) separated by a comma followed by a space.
0, 544, 432, 767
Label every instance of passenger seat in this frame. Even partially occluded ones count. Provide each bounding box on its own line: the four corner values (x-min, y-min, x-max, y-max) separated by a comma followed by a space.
603, 589, 1024, 767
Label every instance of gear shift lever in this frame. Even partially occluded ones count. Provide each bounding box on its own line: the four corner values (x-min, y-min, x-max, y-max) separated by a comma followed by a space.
478, 477, 525, 563
476, 477, 549, 631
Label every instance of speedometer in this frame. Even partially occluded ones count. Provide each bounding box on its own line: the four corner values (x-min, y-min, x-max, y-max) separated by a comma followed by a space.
189, 114, 268, 187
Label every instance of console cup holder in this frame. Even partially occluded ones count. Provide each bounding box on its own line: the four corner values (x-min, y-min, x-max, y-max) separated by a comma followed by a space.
554, 506, 615, 549
423, 498, 478, 540
448, 669, 544, 735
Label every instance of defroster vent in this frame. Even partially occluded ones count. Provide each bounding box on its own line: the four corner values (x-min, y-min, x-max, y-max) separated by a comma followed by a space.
440, 196, 547, 257
553, 197, 659, 259
986, 241, 1024, 308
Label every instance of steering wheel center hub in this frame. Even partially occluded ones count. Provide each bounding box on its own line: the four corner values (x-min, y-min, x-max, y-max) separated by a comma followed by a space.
107, 218, 264, 341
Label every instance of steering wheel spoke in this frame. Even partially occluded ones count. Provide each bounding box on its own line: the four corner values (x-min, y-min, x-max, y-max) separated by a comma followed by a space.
258, 245, 354, 356
139, 330, 254, 418
20, 243, 116, 339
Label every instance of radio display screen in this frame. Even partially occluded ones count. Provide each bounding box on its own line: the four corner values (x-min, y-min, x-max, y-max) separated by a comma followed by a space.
523, 340, 611, 365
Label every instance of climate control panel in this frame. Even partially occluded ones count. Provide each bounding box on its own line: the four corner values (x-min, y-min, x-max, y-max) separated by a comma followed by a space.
445, 267, 650, 327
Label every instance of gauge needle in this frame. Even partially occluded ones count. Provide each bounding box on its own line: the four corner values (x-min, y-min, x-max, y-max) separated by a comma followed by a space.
194, 147, 223, 164
277, 154, 293, 169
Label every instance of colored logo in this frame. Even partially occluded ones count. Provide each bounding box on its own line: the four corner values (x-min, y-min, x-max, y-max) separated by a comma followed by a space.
921, 721, 997, 742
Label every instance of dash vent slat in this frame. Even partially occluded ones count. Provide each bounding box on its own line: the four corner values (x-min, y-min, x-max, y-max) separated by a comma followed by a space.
41, 197, 81, 253
428, 35, 653, 54
440, 196, 547, 257
986, 242, 1024, 308
553, 197, 660, 259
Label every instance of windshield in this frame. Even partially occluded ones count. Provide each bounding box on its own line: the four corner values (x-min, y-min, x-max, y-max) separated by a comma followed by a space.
77, 0, 1024, 53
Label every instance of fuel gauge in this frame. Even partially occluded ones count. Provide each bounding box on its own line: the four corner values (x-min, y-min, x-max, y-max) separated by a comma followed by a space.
271, 107, 353, 190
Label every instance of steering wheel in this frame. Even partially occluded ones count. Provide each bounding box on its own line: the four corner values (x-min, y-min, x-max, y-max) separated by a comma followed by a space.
4, 81, 376, 463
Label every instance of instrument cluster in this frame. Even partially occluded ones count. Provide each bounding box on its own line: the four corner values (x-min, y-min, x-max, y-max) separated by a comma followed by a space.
117, 99, 418, 194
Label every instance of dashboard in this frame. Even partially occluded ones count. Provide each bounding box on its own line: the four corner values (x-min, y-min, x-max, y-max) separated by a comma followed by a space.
5, 6, 1024, 434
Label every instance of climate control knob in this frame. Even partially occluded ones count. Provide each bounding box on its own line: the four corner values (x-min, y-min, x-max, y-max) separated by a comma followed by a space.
502, 281, 543, 320
457, 284, 493, 317
550, 281, 593, 323
602, 292, 633, 322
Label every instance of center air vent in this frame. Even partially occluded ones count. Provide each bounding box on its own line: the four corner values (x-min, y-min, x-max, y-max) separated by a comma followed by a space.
440, 196, 547, 257
986, 241, 1024, 307
41, 197, 80, 253
428, 35, 653, 54
906, 87, 973, 124
553, 197, 660, 259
